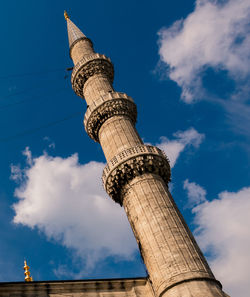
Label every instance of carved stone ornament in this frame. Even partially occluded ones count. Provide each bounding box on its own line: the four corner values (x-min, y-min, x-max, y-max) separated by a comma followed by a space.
71, 53, 114, 97
84, 92, 137, 142
102, 145, 171, 204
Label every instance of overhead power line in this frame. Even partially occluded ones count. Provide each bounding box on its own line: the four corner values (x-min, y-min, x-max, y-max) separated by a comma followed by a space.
0, 112, 82, 142
0, 72, 69, 102
0, 87, 66, 110
0, 68, 65, 80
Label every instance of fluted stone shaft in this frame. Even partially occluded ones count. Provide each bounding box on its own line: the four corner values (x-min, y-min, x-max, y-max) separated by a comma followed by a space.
71, 39, 94, 64
83, 74, 114, 106
99, 116, 143, 161
122, 174, 226, 297
66, 17, 229, 297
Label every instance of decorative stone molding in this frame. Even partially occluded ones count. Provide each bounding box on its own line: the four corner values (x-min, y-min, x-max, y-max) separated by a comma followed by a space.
102, 145, 171, 204
84, 92, 137, 142
71, 53, 114, 97
0, 278, 151, 296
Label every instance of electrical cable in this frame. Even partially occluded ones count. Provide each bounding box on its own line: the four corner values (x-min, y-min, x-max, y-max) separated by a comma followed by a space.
0, 77, 68, 102
0, 111, 82, 142
0, 68, 65, 80
0, 86, 67, 110
0, 85, 50, 101
0, 67, 76, 142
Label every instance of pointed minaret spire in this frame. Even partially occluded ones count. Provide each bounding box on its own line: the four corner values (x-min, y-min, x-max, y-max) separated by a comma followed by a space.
23, 260, 33, 282
64, 11, 93, 62
65, 11, 86, 47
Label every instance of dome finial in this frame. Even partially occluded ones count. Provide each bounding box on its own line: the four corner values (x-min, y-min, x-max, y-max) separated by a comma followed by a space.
64, 10, 69, 20
24, 260, 33, 282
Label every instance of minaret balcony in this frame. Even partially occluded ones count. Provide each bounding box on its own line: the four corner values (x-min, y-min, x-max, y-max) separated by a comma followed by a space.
84, 92, 137, 142
71, 53, 114, 97
102, 144, 171, 205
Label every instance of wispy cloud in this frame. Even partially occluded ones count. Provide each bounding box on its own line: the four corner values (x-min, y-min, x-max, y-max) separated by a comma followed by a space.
183, 179, 206, 207
43, 136, 55, 149
157, 127, 205, 167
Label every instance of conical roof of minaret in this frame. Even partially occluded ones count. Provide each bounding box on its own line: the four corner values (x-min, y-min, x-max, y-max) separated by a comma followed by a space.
64, 11, 86, 48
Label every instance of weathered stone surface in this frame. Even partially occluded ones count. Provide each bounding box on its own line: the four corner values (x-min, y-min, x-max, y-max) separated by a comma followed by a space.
122, 174, 227, 297
83, 73, 115, 106
67, 17, 230, 297
70, 38, 94, 64
0, 278, 154, 297
71, 53, 114, 97
57, 16, 230, 297
102, 145, 171, 204
99, 116, 143, 161
84, 92, 137, 142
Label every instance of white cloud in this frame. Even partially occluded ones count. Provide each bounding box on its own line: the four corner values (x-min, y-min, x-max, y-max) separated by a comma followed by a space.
157, 127, 205, 167
12, 150, 137, 273
183, 179, 207, 207
158, 0, 250, 103
190, 184, 250, 297
11, 130, 203, 277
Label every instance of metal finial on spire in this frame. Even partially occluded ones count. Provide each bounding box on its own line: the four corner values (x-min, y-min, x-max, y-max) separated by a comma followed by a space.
64, 10, 69, 20
24, 260, 33, 282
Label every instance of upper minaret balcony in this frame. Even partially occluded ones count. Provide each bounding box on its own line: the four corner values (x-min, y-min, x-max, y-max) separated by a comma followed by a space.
65, 11, 114, 105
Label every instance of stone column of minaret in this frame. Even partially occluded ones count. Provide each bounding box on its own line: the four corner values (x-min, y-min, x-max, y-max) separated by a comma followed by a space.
65, 12, 229, 297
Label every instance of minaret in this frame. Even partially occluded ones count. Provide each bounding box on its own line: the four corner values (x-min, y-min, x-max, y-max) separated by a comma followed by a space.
65, 12, 229, 297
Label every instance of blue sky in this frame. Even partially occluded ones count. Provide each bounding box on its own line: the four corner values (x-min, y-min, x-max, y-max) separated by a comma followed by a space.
0, 0, 250, 296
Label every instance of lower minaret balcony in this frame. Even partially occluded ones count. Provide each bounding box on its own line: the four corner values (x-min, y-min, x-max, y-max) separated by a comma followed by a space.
102, 144, 171, 205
